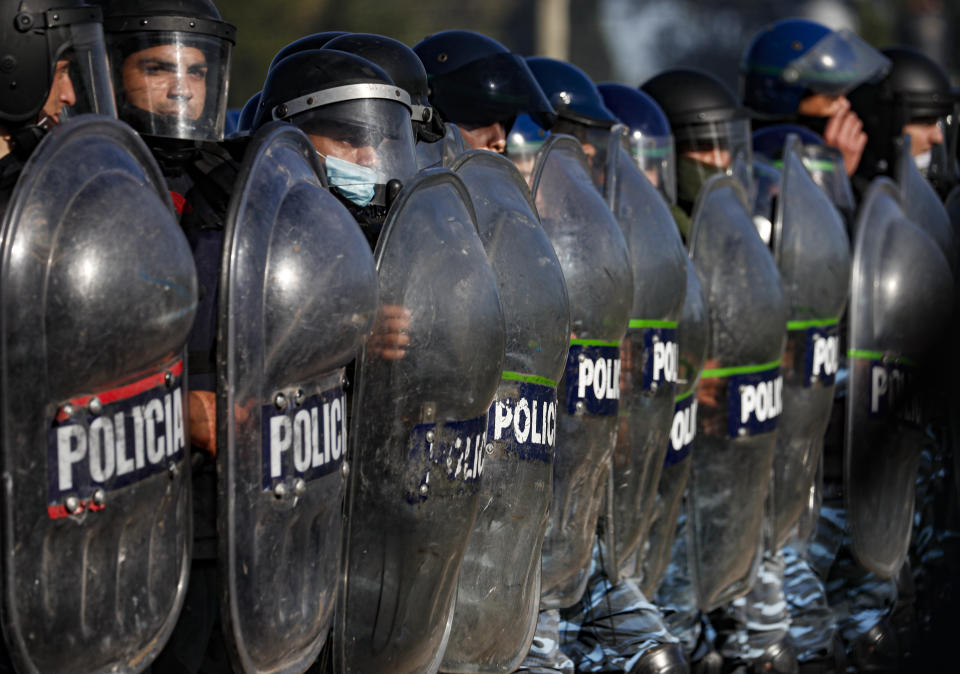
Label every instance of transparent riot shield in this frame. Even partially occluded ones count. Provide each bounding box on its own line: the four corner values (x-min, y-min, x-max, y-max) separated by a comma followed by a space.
686, 174, 787, 611
896, 134, 955, 268
638, 258, 709, 596
442, 151, 570, 673
600, 136, 687, 584
336, 169, 506, 673
845, 178, 954, 578
768, 136, 851, 550
416, 122, 469, 170
0, 116, 197, 672
217, 123, 379, 673
529, 134, 633, 609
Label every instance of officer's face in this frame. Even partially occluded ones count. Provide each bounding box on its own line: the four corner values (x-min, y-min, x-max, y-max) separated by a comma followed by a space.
41, 59, 77, 125
902, 119, 944, 156
683, 147, 731, 169
121, 45, 208, 120
458, 121, 507, 153
307, 133, 379, 167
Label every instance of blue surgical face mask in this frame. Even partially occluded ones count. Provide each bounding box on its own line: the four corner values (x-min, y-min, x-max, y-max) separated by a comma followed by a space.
322, 154, 378, 207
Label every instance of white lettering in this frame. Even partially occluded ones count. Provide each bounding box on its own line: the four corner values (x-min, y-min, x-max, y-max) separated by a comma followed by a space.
145, 398, 165, 463
270, 415, 291, 478
293, 410, 311, 472
114, 411, 134, 476
871, 365, 887, 413
57, 425, 87, 490
514, 398, 531, 444
578, 358, 594, 399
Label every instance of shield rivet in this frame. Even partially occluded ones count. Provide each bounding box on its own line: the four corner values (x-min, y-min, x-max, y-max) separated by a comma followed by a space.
164, 371, 174, 388
650, 382, 658, 393
810, 375, 818, 384
425, 430, 435, 443
274, 392, 287, 410
168, 463, 179, 479
341, 375, 350, 389
64, 496, 80, 514
653, 335, 660, 344
62, 403, 75, 418
485, 443, 494, 455
92, 488, 106, 507
294, 389, 305, 407
738, 427, 748, 437
578, 353, 586, 363
419, 483, 429, 495
341, 461, 350, 478
576, 401, 585, 413
293, 478, 306, 496
88, 397, 103, 415
738, 385, 745, 394
274, 482, 287, 499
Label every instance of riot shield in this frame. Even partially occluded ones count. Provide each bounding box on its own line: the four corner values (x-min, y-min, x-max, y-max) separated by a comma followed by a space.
217, 124, 379, 673
686, 174, 787, 611
336, 170, 506, 673
529, 134, 633, 609
639, 257, 709, 596
442, 151, 570, 673
768, 136, 851, 550
845, 178, 954, 578
0, 116, 197, 672
895, 135, 955, 268
600, 136, 687, 584
416, 123, 468, 170
947, 184, 960, 230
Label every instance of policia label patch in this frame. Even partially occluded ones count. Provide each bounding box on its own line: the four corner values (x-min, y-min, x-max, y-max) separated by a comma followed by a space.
487, 372, 557, 463
700, 360, 783, 439
564, 339, 621, 416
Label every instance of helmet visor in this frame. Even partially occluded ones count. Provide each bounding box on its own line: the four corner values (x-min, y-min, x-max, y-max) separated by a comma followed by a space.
675, 118, 753, 198
627, 131, 676, 205
782, 29, 890, 96
294, 98, 418, 197
107, 31, 232, 140
793, 144, 856, 215
50, 21, 117, 122
506, 113, 550, 185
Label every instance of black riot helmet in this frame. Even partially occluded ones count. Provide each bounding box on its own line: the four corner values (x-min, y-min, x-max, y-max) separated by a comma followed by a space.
413, 30, 556, 131
850, 46, 957, 184
642, 68, 753, 209
257, 48, 417, 235
267, 31, 347, 72
91, 0, 235, 141
525, 57, 616, 129
325, 32, 445, 143
0, 0, 116, 149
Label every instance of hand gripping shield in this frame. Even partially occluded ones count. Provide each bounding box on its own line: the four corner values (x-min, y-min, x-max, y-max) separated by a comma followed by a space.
528, 134, 633, 609
217, 123, 378, 673
442, 151, 570, 673
768, 136, 851, 550
600, 134, 687, 584
0, 117, 197, 672
638, 258, 709, 596
336, 170, 506, 674
686, 175, 788, 611
895, 135, 956, 268
845, 178, 954, 578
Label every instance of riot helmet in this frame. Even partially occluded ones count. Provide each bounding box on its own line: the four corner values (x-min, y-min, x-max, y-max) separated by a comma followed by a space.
850, 46, 957, 188
267, 31, 346, 72
92, 0, 235, 141
325, 33, 445, 143
257, 48, 417, 229
741, 18, 890, 117
598, 82, 677, 204
641, 68, 753, 211
235, 90, 260, 134
413, 30, 555, 151
0, 0, 116, 152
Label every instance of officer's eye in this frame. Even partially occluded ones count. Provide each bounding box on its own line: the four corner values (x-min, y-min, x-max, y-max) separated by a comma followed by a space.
187, 64, 208, 80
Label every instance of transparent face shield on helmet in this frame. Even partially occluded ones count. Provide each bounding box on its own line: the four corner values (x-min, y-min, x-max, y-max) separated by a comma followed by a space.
751, 158, 780, 245
627, 129, 677, 204
506, 113, 549, 185
917, 116, 953, 181
47, 20, 117, 124
675, 118, 753, 204
292, 97, 418, 207
107, 31, 232, 141
781, 28, 891, 96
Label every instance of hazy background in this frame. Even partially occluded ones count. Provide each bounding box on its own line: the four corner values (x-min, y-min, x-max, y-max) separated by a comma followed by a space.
217, 0, 959, 108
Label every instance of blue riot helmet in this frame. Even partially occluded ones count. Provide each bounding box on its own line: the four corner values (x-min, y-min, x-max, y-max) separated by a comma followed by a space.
413, 30, 556, 135
642, 68, 753, 211
267, 31, 347, 72
598, 82, 677, 204
257, 49, 417, 233
505, 112, 549, 183
741, 18, 890, 117
235, 90, 260, 134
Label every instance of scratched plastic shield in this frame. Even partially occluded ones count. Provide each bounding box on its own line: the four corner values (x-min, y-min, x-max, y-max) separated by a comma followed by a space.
217, 123, 378, 672
896, 134, 955, 267
845, 178, 953, 578
768, 136, 851, 550
0, 116, 197, 672
686, 175, 787, 611
336, 169, 505, 673
599, 134, 687, 584
528, 134, 633, 609
440, 151, 570, 673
